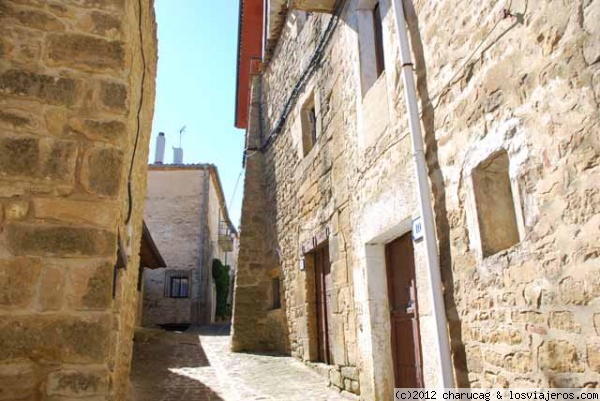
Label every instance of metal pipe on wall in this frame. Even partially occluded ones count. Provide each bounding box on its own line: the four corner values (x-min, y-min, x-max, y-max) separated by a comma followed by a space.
391, 0, 455, 388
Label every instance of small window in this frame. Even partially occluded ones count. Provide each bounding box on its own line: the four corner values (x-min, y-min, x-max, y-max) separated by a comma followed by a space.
357, 0, 386, 94
272, 278, 281, 309
164, 269, 191, 298
472, 150, 520, 257
301, 92, 319, 156
308, 105, 317, 145
373, 2, 385, 77
169, 277, 189, 298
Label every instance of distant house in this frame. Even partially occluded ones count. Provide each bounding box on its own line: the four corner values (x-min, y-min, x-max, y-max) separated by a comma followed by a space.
141, 163, 237, 326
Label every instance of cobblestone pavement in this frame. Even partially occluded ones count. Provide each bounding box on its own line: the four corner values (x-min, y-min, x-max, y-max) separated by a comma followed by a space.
131, 324, 350, 401
131, 327, 224, 400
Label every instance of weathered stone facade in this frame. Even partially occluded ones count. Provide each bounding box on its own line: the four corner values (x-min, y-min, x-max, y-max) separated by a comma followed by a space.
233, 0, 599, 399
142, 164, 237, 326
0, 0, 157, 399
231, 75, 290, 354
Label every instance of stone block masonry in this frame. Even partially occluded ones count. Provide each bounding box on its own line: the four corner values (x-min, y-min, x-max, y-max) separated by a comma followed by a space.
234, 0, 600, 399
142, 165, 237, 327
0, 1, 157, 400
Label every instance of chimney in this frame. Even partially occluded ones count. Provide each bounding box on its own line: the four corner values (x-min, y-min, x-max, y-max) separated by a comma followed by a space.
154, 132, 165, 164
173, 147, 183, 164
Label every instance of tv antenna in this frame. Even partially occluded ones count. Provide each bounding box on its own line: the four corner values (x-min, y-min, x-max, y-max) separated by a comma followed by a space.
178, 125, 186, 148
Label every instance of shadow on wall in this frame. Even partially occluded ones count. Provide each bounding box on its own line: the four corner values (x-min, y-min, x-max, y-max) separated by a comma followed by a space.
404, 0, 524, 387
402, 0, 468, 386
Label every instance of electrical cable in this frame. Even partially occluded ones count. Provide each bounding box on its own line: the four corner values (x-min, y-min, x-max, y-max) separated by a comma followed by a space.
259, 0, 347, 152
125, 0, 147, 225
229, 169, 243, 210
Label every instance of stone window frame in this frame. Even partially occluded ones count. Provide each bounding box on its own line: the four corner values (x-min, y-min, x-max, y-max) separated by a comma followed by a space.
372, 1, 385, 77
298, 86, 322, 157
362, 217, 414, 397
464, 141, 527, 263
471, 149, 521, 258
164, 269, 192, 298
354, 0, 394, 151
356, 0, 389, 96
302, 240, 332, 364
298, 226, 332, 363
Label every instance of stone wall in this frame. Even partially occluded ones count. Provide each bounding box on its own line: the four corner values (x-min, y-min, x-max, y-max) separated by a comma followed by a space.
142, 165, 236, 326
412, 0, 600, 389
234, 0, 599, 398
231, 74, 290, 354
261, 8, 386, 397
0, 0, 157, 399
142, 166, 206, 326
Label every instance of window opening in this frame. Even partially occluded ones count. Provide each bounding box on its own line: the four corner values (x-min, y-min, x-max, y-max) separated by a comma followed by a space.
169, 277, 189, 298
301, 92, 319, 156
272, 278, 281, 309
472, 150, 520, 257
373, 2, 385, 77
308, 105, 317, 146
164, 269, 192, 298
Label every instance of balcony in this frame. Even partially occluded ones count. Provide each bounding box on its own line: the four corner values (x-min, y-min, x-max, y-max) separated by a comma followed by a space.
218, 220, 234, 252
287, 0, 337, 13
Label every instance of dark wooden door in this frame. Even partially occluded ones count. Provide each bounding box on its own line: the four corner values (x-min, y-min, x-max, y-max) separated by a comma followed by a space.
385, 233, 424, 388
315, 244, 332, 364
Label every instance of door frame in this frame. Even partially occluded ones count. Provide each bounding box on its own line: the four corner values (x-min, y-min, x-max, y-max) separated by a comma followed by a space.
314, 242, 332, 364
304, 240, 333, 364
384, 232, 424, 388
360, 219, 415, 400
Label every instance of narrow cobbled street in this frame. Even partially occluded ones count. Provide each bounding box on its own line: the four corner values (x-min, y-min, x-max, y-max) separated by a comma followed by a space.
131, 325, 350, 401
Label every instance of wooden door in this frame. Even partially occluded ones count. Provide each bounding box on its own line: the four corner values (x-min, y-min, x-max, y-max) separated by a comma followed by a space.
385, 233, 424, 388
315, 244, 332, 364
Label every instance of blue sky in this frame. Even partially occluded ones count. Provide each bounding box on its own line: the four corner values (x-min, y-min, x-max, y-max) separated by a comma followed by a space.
150, 0, 245, 226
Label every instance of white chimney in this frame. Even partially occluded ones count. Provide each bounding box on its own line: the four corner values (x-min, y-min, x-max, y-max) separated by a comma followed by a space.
173, 147, 183, 164
154, 132, 165, 164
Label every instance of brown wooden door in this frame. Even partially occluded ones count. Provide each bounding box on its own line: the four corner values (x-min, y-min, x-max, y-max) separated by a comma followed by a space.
385, 233, 424, 388
315, 244, 332, 364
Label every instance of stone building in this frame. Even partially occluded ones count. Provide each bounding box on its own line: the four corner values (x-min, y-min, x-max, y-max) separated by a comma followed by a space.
141, 163, 237, 326
0, 0, 158, 399
232, 0, 600, 399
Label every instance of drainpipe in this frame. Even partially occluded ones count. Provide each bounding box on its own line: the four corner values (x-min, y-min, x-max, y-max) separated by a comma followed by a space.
391, 0, 454, 388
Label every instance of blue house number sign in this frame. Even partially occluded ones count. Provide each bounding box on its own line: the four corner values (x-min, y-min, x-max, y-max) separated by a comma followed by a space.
412, 216, 424, 242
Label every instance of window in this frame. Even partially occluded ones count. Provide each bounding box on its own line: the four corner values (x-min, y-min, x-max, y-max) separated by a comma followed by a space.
301, 92, 319, 156
373, 2, 385, 77
272, 278, 281, 309
472, 150, 520, 257
169, 277, 189, 298
308, 105, 317, 145
164, 270, 191, 298
357, 0, 386, 94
